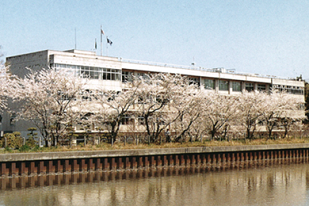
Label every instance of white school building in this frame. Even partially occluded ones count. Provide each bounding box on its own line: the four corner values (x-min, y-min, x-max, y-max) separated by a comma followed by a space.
1, 49, 305, 136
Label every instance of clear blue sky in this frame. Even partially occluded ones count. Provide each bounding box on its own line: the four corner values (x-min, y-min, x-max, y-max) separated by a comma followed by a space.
1, 0, 309, 79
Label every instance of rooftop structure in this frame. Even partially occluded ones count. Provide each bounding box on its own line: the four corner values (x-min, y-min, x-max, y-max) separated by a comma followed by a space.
6, 49, 305, 95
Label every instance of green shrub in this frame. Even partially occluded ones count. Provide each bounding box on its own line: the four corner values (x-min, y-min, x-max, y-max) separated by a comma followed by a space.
4, 147, 12, 152
26, 127, 38, 148
32, 145, 41, 152
3, 132, 23, 149
19, 145, 31, 152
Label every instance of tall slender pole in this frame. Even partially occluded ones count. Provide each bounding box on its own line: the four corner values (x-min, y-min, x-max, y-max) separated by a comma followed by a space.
100, 25, 103, 56
75, 28, 77, 49
106, 36, 108, 56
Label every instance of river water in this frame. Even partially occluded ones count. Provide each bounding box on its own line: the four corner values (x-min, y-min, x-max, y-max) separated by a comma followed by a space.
1, 163, 309, 206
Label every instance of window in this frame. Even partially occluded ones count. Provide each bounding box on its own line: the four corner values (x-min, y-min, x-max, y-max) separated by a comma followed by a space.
122, 71, 134, 83
53, 64, 121, 81
188, 77, 200, 86
232, 82, 241, 92
219, 80, 229, 91
275, 85, 304, 95
121, 115, 134, 125
245, 83, 254, 92
204, 79, 214, 90
138, 116, 145, 125
258, 84, 266, 92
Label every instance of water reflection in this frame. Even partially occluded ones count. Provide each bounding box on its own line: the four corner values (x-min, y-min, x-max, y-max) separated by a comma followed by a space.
1, 163, 309, 206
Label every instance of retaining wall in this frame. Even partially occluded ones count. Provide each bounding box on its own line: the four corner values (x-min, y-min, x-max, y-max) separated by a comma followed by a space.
1, 143, 309, 177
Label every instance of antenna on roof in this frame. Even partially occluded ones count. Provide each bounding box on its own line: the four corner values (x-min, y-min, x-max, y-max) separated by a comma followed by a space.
191, 57, 195, 66
75, 28, 77, 49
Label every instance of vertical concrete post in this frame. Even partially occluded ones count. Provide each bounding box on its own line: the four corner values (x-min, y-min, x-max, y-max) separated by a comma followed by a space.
207, 154, 211, 164
39, 161, 44, 174
96, 158, 102, 171
104, 158, 109, 170
10, 162, 16, 176
132, 157, 137, 168
81, 159, 86, 171
201, 154, 206, 165
217, 154, 221, 165
64, 160, 70, 172
111, 158, 116, 170
156, 156, 161, 167
20, 162, 26, 175
175, 155, 179, 166
265, 151, 269, 160
150, 156, 155, 168
180, 155, 185, 166
125, 157, 131, 169
117, 157, 123, 169
163, 156, 168, 167
169, 155, 174, 166
296, 150, 299, 159
29, 162, 35, 175
222, 153, 226, 165
196, 154, 200, 165
138, 157, 143, 168
186, 155, 191, 167
191, 154, 196, 165
231, 153, 235, 162
47, 161, 53, 173
144, 156, 149, 168
88, 159, 94, 171
73, 159, 78, 172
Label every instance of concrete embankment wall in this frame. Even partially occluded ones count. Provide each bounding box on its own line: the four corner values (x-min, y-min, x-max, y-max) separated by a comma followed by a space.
1, 144, 309, 177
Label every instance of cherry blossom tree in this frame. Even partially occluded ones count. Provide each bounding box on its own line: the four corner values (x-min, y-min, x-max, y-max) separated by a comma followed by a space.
260, 90, 301, 139
0, 65, 7, 112
0, 47, 7, 112
172, 87, 203, 142
238, 91, 266, 139
135, 73, 192, 143
201, 92, 241, 140
8, 69, 87, 146
91, 77, 142, 143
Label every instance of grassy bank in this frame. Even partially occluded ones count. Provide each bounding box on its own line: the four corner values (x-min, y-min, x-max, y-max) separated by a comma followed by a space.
1, 137, 309, 154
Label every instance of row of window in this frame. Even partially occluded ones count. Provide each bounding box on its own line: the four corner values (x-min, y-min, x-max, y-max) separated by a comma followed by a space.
273, 84, 304, 95
204, 79, 267, 92
53, 64, 121, 81
52, 64, 304, 95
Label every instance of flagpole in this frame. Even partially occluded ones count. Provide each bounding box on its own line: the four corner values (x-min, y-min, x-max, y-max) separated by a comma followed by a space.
100, 25, 103, 56
106, 36, 108, 56
75, 28, 76, 49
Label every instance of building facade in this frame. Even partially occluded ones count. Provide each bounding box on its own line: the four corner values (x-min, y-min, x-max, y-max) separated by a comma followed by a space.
1, 49, 305, 137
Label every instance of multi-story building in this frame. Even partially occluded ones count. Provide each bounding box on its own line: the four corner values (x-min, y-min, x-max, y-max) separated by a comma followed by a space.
1, 49, 305, 137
